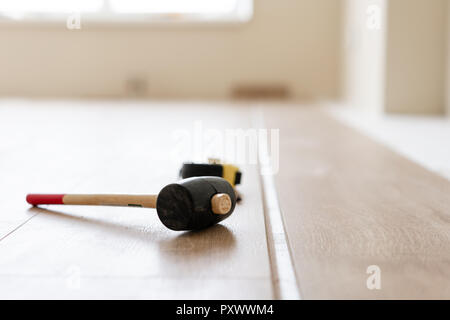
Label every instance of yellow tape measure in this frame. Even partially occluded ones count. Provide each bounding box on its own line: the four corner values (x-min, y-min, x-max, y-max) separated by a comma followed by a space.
180, 159, 242, 187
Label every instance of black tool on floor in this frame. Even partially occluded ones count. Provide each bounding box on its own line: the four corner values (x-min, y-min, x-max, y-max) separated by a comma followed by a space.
26, 177, 236, 231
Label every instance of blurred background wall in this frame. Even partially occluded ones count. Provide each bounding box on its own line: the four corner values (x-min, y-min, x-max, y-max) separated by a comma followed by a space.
447, 0, 450, 116
385, 0, 447, 114
342, 0, 448, 115
0, 0, 449, 116
0, 0, 342, 100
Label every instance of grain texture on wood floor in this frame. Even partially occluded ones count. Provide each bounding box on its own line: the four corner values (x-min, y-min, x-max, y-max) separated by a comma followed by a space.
264, 106, 450, 299
0, 101, 273, 299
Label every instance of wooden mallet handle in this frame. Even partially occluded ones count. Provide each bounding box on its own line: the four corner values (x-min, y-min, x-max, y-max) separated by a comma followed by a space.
26, 193, 231, 214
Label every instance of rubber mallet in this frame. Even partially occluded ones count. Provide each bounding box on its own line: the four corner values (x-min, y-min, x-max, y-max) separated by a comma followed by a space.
26, 177, 236, 231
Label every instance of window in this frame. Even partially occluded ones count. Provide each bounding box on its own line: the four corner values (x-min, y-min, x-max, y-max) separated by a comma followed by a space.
0, 0, 253, 24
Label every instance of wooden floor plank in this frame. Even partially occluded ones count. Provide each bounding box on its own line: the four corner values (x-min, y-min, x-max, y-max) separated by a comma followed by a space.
0, 101, 273, 299
0, 277, 270, 300
264, 106, 450, 299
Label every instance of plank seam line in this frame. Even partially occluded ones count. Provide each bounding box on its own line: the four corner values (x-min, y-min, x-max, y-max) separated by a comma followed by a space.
0, 213, 39, 243
252, 106, 301, 300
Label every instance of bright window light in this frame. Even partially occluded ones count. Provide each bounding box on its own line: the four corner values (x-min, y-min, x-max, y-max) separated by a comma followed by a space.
0, 0, 253, 23
110, 0, 238, 14
0, 0, 103, 13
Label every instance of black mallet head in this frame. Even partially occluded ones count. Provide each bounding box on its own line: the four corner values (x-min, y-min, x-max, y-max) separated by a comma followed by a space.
156, 177, 237, 231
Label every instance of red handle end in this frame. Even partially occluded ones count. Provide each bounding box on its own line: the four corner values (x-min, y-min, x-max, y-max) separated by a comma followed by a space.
26, 194, 65, 206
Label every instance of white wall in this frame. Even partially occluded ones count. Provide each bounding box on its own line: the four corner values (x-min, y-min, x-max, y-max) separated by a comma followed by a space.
341, 0, 387, 113
0, 0, 342, 100
447, 0, 450, 116
385, 0, 447, 114
342, 0, 448, 115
